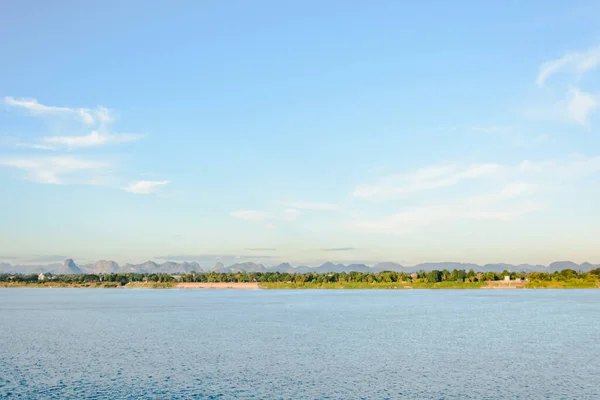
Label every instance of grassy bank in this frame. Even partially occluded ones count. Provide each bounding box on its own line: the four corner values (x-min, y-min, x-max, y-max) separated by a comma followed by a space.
260, 281, 486, 289
525, 279, 599, 288
2, 280, 598, 289
0, 281, 176, 289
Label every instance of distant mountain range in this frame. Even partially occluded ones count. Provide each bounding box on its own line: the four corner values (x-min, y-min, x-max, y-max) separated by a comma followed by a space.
0, 259, 598, 275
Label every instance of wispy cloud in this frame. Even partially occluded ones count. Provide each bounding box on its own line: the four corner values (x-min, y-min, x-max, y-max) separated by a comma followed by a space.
3, 97, 142, 149
353, 163, 501, 201
283, 208, 302, 220
531, 46, 600, 127
536, 45, 600, 86
43, 131, 141, 148
230, 210, 273, 221
15, 143, 57, 151
322, 247, 355, 252
4, 96, 99, 125
0, 156, 110, 184
517, 154, 600, 179
123, 180, 170, 194
232, 203, 331, 225
566, 88, 598, 126
230, 210, 279, 230
467, 125, 549, 148
245, 248, 277, 251
351, 155, 600, 234
352, 183, 542, 234
280, 201, 338, 210
530, 88, 600, 127
469, 125, 514, 135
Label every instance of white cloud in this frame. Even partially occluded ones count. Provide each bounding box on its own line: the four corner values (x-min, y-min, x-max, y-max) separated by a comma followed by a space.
555, 154, 600, 178
230, 210, 278, 229
532, 46, 600, 127
467, 182, 537, 204
0, 156, 110, 184
283, 209, 302, 221
280, 201, 338, 210
4, 97, 141, 148
353, 163, 501, 201
498, 182, 536, 198
231, 208, 304, 226
351, 155, 600, 234
467, 125, 549, 148
353, 203, 541, 234
566, 88, 598, 126
123, 180, 170, 194
536, 45, 600, 86
357, 156, 600, 201
230, 210, 273, 221
518, 155, 600, 179
352, 183, 542, 234
537, 56, 573, 87
43, 130, 141, 148
15, 143, 57, 151
469, 125, 514, 135
5, 96, 99, 126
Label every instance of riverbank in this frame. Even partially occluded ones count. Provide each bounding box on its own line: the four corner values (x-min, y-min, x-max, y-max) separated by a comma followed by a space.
262, 280, 600, 289
176, 282, 260, 289
0, 282, 260, 289
260, 281, 487, 289
1, 280, 598, 289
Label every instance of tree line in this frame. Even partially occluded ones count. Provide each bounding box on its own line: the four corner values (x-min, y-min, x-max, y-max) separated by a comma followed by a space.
2, 268, 599, 285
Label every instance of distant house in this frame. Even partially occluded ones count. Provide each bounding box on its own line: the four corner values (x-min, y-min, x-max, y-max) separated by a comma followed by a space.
171, 275, 181, 282
410, 273, 418, 281
38, 273, 45, 281
503, 275, 511, 281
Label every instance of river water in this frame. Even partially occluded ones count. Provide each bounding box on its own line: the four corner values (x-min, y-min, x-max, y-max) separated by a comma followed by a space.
1, 289, 599, 399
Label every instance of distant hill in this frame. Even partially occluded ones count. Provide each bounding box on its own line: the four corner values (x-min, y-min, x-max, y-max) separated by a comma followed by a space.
213, 262, 226, 272
373, 262, 407, 272
60, 259, 83, 275
1, 258, 599, 275
414, 262, 481, 272
0, 259, 203, 275
0, 262, 62, 274
580, 262, 598, 272
219, 262, 266, 273
156, 262, 201, 274
269, 262, 295, 273
269, 263, 313, 273
82, 260, 120, 274
548, 261, 581, 273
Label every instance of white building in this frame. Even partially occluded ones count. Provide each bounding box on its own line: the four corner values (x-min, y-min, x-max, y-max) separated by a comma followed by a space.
38, 273, 45, 281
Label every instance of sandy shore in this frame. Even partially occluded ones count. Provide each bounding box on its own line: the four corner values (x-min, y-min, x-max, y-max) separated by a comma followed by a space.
175, 282, 261, 289
484, 280, 527, 289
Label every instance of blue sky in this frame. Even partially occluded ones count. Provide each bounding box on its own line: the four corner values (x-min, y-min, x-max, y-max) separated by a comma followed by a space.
1, 0, 600, 267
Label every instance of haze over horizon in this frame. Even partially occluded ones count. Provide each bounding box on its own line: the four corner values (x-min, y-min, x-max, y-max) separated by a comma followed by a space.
2, 1, 600, 266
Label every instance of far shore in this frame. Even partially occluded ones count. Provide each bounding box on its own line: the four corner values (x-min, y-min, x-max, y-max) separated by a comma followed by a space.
1, 281, 599, 289
175, 282, 260, 289
4, 267, 599, 289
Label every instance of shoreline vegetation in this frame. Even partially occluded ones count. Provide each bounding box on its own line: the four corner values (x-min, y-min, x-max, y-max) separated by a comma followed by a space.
1, 269, 599, 289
